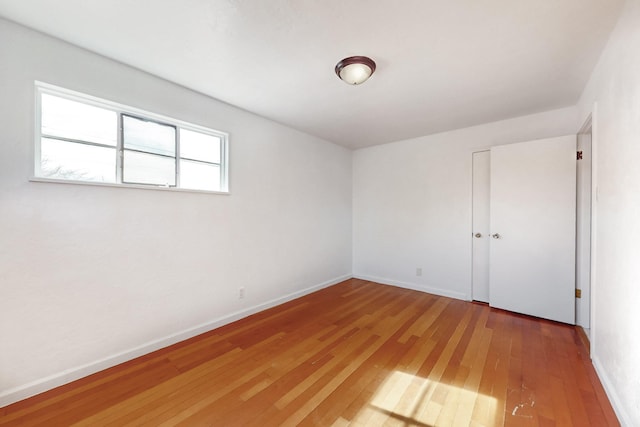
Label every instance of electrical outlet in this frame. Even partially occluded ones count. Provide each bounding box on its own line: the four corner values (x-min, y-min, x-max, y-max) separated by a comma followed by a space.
239, 287, 245, 299
416, 268, 422, 277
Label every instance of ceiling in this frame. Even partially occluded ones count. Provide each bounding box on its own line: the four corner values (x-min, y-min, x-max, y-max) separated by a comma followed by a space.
0, 1, 624, 149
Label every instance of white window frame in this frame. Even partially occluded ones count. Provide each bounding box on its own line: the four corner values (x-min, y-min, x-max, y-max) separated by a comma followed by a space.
33, 82, 230, 194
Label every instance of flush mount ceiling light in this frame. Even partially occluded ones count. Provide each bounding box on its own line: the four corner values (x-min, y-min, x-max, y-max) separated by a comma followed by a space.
335, 56, 376, 85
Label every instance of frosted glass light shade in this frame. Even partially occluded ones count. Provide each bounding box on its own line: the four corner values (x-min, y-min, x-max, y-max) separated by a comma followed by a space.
335, 56, 376, 85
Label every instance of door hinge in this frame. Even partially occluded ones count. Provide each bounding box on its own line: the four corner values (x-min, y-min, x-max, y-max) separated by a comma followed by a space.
577, 151, 583, 160
575, 289, 582, 298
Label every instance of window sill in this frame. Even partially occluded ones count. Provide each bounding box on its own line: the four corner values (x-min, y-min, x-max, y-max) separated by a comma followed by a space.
29, 177, 230, 195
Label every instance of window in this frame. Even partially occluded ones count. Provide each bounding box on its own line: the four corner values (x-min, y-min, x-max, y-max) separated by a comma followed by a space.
35, 83, 229, 193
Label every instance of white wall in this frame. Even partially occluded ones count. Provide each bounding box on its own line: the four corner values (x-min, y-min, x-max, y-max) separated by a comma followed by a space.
576, 1, 640, 424
0, 18, 352, 406
353, 107, 578, 299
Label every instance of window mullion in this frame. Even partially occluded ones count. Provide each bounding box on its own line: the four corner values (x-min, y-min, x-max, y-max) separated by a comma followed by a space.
220, 135, 228, 192
179, 157, 220, 166
121, 148, 176, 159
41, 134, 116, 150
176, 127, 181, 188
116, 113, 123, 184
34, 87, 43, 177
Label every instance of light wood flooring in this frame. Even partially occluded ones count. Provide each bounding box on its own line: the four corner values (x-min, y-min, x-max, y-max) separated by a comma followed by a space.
0, 279, 618, 426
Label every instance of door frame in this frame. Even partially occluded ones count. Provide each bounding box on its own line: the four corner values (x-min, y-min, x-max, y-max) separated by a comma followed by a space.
576, 116, 593, 331
578, 105, 599, 357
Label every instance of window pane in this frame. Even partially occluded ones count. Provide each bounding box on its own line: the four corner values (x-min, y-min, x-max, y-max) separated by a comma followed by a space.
180, 128, 221, 163
180, 160, 220, 191
41, 138, 116, 182
41, 93, 117, 146
123, 150, 176, 186
123, 115, 176, 156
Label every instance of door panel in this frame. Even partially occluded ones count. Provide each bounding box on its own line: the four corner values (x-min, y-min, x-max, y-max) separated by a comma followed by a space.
472, 151, 490, 302
489, 136, 576, 324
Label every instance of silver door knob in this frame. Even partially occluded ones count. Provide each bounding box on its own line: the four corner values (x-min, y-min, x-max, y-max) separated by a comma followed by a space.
492, 233, 501, 239
474, 233, 482, 238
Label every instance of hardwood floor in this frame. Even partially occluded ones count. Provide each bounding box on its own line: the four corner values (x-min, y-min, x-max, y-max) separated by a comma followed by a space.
0, 279, 618, 426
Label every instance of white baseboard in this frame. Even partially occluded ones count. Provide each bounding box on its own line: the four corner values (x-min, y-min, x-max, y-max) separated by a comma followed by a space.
0, 274, 351, 408
353, 274, 468, 301
592, 355, 633, 427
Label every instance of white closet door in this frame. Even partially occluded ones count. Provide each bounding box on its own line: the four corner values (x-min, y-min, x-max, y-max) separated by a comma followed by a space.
489, 136, 576, 324
472, 151, 490, 302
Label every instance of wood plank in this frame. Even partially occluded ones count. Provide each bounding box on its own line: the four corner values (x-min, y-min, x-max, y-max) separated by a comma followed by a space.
0, 279, 619, 426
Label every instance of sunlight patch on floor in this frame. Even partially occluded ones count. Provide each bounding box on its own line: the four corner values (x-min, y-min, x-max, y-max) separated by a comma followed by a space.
355, 370, 498, 426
